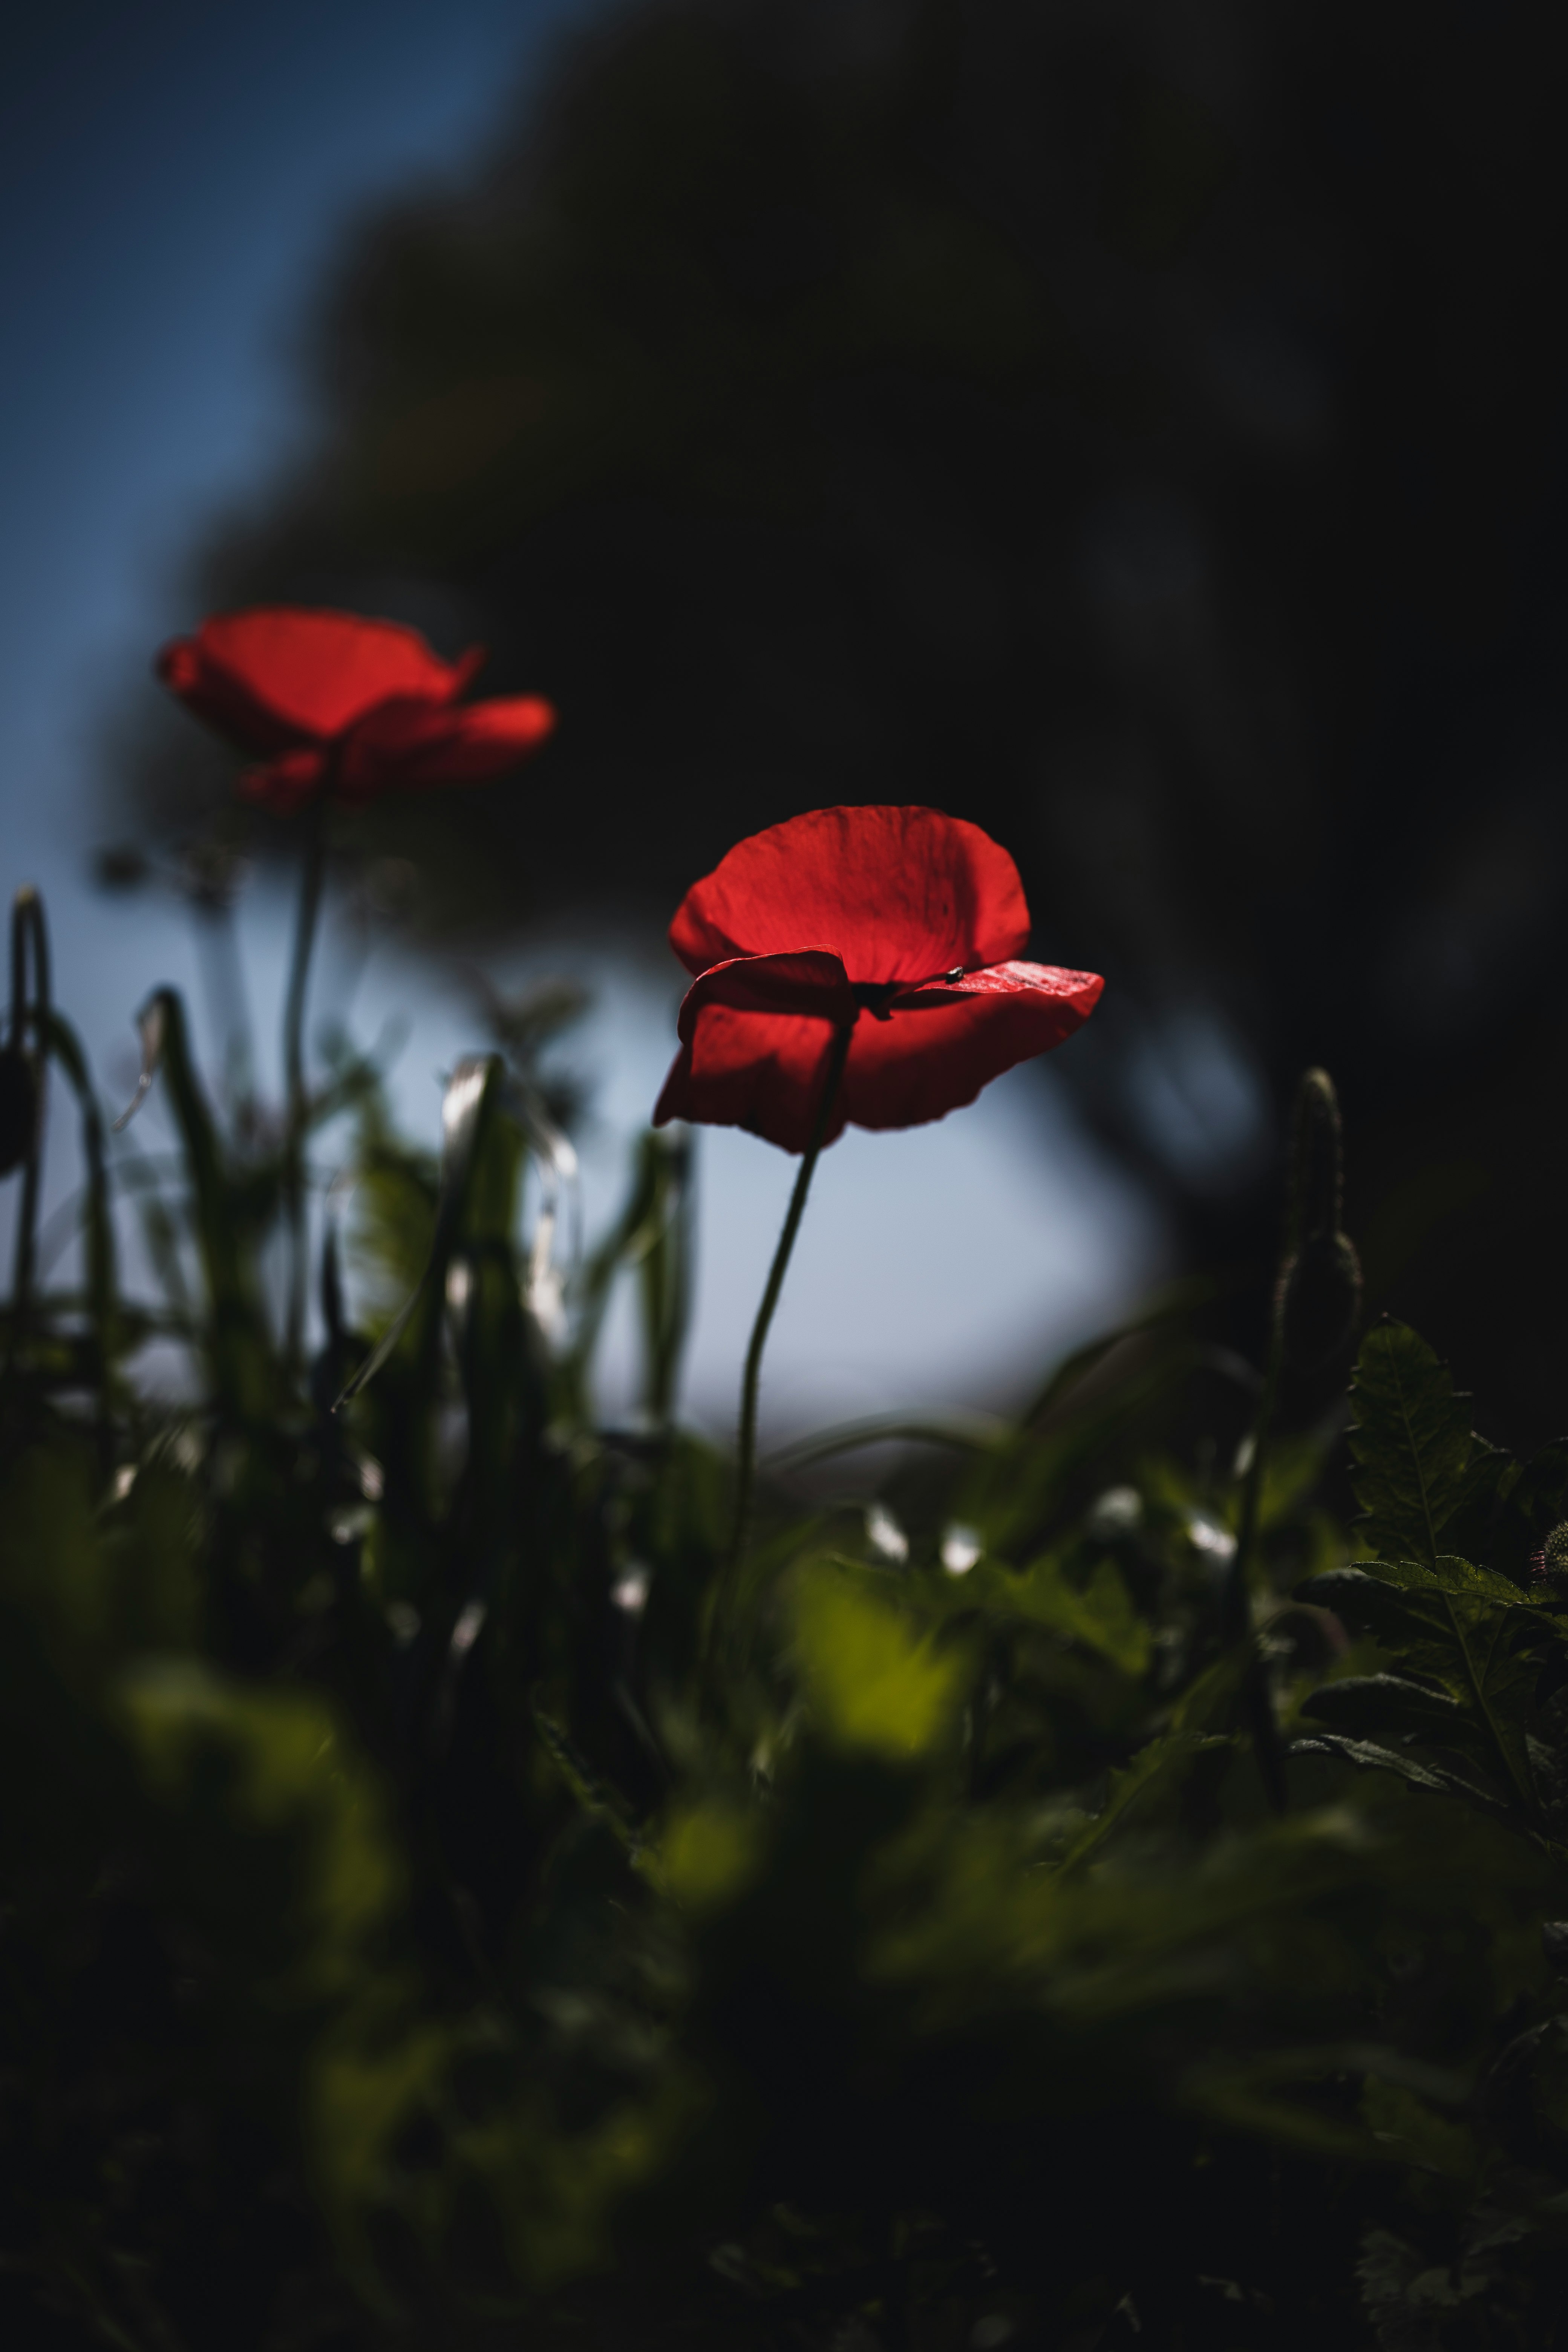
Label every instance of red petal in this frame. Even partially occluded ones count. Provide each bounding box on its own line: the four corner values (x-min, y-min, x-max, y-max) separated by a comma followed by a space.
668, 806, 1031, 984
336, 694, 557, 796
889, 960, 1104, 1012
842, 963, 1104, 1131
655, 1012, 853, 1153
655, 961, 1104, 1153
156, 608, 486, 753
674, 951, 856, 1039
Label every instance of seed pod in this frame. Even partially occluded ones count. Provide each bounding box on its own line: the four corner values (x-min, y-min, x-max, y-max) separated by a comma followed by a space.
0, 1043, 38, 1177
1534, 1523, 1568, 1583
1291, 1067, 1345, 1244
1279, 1227, 1363, 1371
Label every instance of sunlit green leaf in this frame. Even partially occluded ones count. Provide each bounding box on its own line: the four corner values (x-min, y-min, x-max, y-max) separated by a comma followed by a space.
793, 1566, 967, 1758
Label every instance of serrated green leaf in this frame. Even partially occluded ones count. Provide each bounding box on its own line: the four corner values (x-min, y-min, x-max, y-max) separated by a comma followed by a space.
1297, 1563, 1555, 1817
1289, 1731, 1510, 1816
1371, 1553, 1545, 1611
1301, 1673, 1468, 1747
1350, 1321, 1475, 1570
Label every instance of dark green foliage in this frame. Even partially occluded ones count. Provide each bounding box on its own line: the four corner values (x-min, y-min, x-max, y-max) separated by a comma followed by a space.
1297, 1320, 1568, 1838
12, 987, 1568, 2352
1348, 1321, 1482, 1573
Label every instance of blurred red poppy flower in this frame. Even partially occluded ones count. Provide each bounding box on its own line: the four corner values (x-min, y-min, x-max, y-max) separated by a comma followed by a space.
157, 606, 556, 812
653, 806, 1103, 1152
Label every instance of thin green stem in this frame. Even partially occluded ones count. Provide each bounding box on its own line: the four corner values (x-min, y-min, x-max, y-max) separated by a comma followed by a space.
5, 889, 50, 1385
1231, 1303, 1289, 1816
723, 1020, 855, 1595
282, 801, 328, 1369
1221, 1070, 1333, 1813
1225, 1313, 1285, 1651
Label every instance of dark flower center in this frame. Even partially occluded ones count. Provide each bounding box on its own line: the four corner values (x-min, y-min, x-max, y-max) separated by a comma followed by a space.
852, 967, 967, 1021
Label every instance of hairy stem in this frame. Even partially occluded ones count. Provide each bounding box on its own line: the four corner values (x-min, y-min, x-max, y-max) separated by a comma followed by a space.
722, 1020, 854, 1606
282, 802, 327, 1368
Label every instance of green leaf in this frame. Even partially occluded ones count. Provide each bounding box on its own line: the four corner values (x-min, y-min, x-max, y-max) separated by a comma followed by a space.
1052, 1726, 1230, 1877
793, 1566, 967, 1760
562, 1125, 693, 1426
336, 1053, 505, 1409
1052, 1650, 1249, 1877
1017, 1554, 1152, 1675
1370, 1554, 1548, 1611
138, 988, 278, 1420
657, 1797, 758, 1912
925, 1551, 1151, 1675
118, 1658, 403, 2000
1297, 1563, 1556, 1817
43, 1008, 116, 1438
1439, 1439, 1522, 1573
1301, 1673, 1469, 1747
1298, 1568, 1425, 1648
1288, 1732, 1509, 1816
1349, 1320, 1475, 1570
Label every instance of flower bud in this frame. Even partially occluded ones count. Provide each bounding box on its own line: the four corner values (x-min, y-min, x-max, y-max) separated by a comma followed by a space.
1291, 1067, 1345, 1243
1531, 1523, 1568, 1584
0, 1044, 38, 1177
1276, 1067, 1361, 1369
1278, 1228, 1363, 1371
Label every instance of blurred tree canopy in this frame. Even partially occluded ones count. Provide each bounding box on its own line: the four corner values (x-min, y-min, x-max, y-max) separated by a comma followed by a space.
119, 0, 1568, 1441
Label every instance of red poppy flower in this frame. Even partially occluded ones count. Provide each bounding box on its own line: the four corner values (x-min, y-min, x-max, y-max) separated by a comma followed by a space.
653, 806, 1103, 1152
157, 606, 556, 812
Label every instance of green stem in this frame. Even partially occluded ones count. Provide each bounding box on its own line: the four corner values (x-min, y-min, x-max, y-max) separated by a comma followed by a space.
1231, 1306, 1289, 1816
1221, 1070, 1331, 1812
282, 800, 328, 1369
723, 1020, 854, 1594
1225, 1313, 1284, 1651
5, 888, 50, 1384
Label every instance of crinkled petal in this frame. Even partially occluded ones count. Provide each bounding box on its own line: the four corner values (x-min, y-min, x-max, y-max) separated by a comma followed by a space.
337, 694, 557, 797
668, 805, 1031, 984
156, 608, 486, 753
655, 960, 1104, 1153
674, 950, 856, 1040
842, 963, 1104, 1131
889, 959, 1103, 1012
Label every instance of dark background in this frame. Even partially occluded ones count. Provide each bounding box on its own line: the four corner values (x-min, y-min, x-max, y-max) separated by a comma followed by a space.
109, 0, 1568, 1447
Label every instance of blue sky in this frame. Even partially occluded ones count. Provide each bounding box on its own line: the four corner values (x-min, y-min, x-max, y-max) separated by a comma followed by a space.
0, 0, 1160, 1432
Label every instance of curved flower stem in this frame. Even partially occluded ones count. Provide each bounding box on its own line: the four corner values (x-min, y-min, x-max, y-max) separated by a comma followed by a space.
722, 1019, 855, 1604
282, 798, 328, 1369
